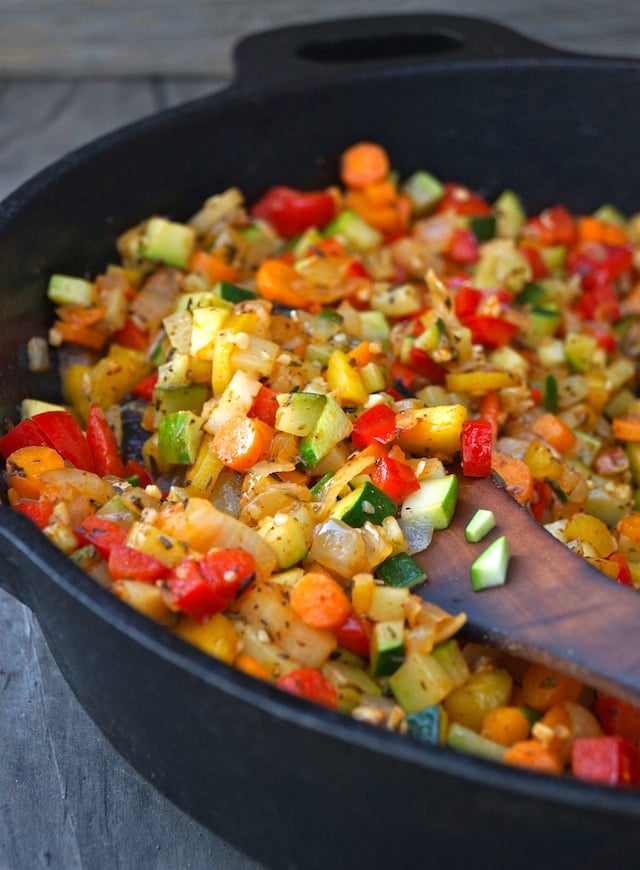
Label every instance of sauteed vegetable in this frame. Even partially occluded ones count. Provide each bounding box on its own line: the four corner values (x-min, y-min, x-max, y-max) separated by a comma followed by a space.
4, 141, 640, 787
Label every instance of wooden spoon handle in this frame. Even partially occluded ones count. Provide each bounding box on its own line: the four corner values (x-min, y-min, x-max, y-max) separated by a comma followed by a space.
413, 472, 640, 705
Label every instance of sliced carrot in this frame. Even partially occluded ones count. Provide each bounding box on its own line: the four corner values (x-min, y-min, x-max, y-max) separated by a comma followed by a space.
480, 705, 531, 747
234, 653, 270, 681
491, 450, 534, 506
618, 512, 640, 543
577, 215, 628, 247
345, 189, 410, 235
531, 412, 577, 453
56, 305, 107, 326
289, 571, 351, 631
519, 663, 582, 712
52, 320, 109, 350
612, 416, 640, 441
503, 738, 565, 774
188, 248, 239, 283
213, 415, 274, 473
347, 340, 374, 367
6, 445, 66, 499
479, 390, 501, 440
255, 258, 352, 309
340, 142, 390, 189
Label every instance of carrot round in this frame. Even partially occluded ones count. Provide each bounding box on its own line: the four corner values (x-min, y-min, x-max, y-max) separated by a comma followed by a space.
289, 571, 351, 631
519, 663, 582, 712
188, 248, 239, 283
340, 142, 390, 189
531, 413, 576, 454
480, 705, 531, 747
234, 653, 270, 681
491, 450, 534, 507
6, 445, 66, 499
503, 738, 565, 774
577, 215, 628, 247
612, 416, 640, 442
213, 415, 274, 472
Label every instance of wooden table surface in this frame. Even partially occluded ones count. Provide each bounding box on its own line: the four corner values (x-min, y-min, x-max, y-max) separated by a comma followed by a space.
1, 3, 639, 868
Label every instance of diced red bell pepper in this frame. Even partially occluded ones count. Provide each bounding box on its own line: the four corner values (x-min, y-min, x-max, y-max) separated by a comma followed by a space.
594, 694, 640, 745
86, 403, 127, 478
351, 403, 398, 449
524, 204, 577, 247
276, 667, 339, 709
74, 514, 128, 559
608, 552, 634, 588
31, 410, 95, 472
447, 228, 479, 263
461, 419, 494, 477
334, 611, 372, 659
132, 372, 159, 401
13, 498, 54, 530
112, 317, 150, 351
464, 315, 519, 348
124, 459, 154, 488
574, 278, 621, 323
571, 735, 640, 787
108, 543, 168, 582
454, 283, 483, 319
437, 182, 492, 217
251, 186, 337, 238
520, 244, 550, 279
248, 385, 279, 427
530, 480, 553, 522
371, 455, 420, 502
408, 345, 446, 385
567, 242, 633, 286
389, 360, 417, 395
0, 417, 53, 459
166, 548, 255, 622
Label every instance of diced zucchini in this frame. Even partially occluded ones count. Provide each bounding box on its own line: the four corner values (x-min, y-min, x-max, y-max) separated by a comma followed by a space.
20, 397, 66, 418
47, 273, 96, 307
367, 585, 410, 622
529, 307, 562, 340
446, 722, 507, 761
359, 310, 391, 342
257, 504, 314, 570
470, 535, 510, 591
564, 331, 598, 373
331, 481, 396, 529
432, 639, 470, 688
465, 508, 496, 543
157, 410, 204, 465
276, 391, 326, 436
370, 620, 405, 678
139, 216, 195, 269
493, 189, 526, 238
402, 170, 444, 215
375, 552, 427, 588
469, 214, 497, 243
401, 474, 459, 531
299, 394, 353, 467
405, 705, 445, 744
389, 650, 455, 713
215, 280, 257, 303
324, 209, 382, 252
153, 384, 208, 417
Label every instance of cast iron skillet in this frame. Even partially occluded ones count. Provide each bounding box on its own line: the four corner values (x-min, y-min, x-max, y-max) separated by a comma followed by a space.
2, 14, 640, 868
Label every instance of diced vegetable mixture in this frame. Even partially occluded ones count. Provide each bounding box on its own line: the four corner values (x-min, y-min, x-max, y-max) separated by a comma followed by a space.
5, 140, 640, 787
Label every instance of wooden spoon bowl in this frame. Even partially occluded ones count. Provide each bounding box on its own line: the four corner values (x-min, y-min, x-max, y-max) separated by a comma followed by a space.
414, 471, 640, 704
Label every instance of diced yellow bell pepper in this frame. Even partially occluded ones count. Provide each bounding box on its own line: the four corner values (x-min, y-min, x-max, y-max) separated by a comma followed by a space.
184, 434, 225, 498
564, 512, 616, 558
175, 612, 241, 663
125, 521, 190, 567
523, 438, 562, 482
61, 362, 91, 423
211, 329, 235, 395
88, 344, 153, 409
351, 573, 375, 614
445, 370, 517, 393
326, 348, 369, 406
398, 403, 468, 456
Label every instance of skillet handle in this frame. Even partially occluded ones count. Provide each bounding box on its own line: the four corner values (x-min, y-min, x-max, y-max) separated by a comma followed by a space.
232, 14, 564, 88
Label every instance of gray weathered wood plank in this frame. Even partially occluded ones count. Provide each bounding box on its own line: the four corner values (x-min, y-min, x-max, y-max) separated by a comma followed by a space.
0, 0, 638, 76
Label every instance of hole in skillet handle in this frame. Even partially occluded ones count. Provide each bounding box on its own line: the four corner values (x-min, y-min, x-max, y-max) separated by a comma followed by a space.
297, 31, 463, 64
232, 14, 563, 89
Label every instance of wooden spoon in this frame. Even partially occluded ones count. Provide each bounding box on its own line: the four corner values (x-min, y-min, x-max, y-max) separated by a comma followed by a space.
413, 471, 640, 705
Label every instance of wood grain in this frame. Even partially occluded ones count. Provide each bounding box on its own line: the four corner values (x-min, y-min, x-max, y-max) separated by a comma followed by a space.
0, 0, 638, 76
